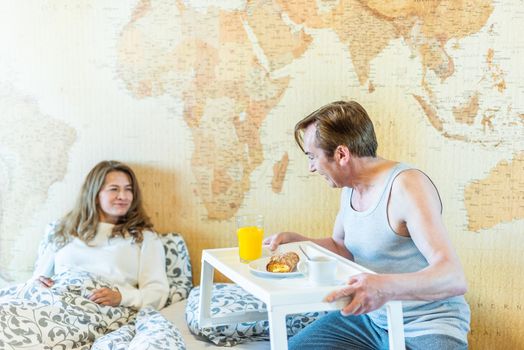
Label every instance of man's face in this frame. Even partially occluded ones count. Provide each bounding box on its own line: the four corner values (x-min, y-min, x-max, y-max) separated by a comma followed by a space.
303, 123, 341, 188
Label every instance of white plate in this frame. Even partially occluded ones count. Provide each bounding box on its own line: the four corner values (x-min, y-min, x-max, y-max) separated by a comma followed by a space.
248, 256, 303, 278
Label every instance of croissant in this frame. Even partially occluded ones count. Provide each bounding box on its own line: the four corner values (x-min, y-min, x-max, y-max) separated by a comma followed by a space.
266, 252, 300, 273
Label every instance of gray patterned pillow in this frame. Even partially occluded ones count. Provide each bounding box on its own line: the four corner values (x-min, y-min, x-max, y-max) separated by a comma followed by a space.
185, 283, 328, 346
160, 233, 193, 306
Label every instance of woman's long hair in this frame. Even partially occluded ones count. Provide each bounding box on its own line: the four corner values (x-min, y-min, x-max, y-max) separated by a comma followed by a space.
54, 160, 153, 247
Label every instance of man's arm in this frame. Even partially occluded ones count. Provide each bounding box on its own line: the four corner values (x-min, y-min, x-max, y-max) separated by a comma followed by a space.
312, 205, 353, 260
264, 190, 352, 260
263, 230, 351, 259
326, 170, 467, 315
382, 169, 468, 300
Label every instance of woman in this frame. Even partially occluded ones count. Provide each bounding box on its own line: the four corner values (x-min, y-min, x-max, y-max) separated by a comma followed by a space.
33, 160, 169, 310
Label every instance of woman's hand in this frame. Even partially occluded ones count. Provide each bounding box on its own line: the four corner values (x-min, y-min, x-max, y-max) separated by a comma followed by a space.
36, 275, 54, 288
89, 287, 122, 306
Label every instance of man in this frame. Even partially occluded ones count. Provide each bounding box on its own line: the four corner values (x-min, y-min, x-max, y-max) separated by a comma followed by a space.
265, 101, 470, 349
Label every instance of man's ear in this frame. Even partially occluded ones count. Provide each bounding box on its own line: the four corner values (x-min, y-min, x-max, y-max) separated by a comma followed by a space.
334, 145, 351, 165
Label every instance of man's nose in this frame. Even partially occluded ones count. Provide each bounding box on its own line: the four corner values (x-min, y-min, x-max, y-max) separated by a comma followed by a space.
308, 162, 316, 173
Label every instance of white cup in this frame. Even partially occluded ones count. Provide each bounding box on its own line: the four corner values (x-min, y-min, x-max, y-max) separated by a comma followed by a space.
298, 256, 338, 286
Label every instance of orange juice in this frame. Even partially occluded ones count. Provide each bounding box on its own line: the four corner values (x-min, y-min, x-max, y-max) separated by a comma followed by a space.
237, 226, 264, 262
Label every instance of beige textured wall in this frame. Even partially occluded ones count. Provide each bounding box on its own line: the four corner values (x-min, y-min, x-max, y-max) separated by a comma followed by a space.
0, 1, 522, 348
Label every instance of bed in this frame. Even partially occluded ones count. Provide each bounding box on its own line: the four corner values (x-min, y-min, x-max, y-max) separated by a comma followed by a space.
0, 232, 271, 349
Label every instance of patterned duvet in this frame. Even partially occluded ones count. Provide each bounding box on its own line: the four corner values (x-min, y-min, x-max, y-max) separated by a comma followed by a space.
0, 270, 185, 350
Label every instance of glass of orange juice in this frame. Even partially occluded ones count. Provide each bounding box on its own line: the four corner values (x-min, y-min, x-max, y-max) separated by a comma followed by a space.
236, 214, 264, 263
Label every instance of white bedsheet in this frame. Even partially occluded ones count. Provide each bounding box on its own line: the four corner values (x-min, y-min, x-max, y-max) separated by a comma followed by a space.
160, 300, 271, 350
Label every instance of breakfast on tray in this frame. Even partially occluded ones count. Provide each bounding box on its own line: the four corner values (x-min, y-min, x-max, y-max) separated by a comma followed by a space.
266, 252, 300, 273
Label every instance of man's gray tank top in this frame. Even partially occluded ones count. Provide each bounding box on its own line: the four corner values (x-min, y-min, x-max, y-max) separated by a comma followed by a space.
340, 163, 470, 340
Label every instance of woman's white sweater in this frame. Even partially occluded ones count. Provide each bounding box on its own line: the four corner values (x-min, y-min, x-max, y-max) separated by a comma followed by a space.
33, 222, 169, 310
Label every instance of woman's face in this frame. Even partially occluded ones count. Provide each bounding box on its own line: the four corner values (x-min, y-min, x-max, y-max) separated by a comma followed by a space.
97, 171, 133, 224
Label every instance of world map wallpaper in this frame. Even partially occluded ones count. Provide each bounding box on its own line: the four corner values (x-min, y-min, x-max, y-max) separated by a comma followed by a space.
0, 1, 522, 348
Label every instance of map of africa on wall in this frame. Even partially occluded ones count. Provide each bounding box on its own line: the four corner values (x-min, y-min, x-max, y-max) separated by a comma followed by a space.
117, 0, 522, 228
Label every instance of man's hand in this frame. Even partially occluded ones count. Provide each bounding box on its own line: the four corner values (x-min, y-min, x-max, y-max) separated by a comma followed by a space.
325, 273, 390, 316
263, 232, 286, 251
88, 287, 122, 306
36, 275, 54, 288
263, 231, 303, 251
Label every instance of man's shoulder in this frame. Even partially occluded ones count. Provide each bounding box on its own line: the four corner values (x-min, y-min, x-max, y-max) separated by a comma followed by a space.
393, 166, 432, 188
390, 167, 441, 210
